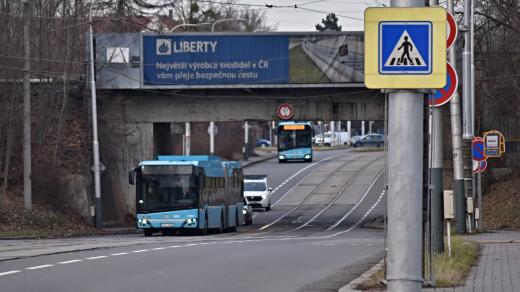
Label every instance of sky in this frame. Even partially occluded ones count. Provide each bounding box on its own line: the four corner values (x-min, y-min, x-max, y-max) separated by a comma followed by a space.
238, 0, 384, 31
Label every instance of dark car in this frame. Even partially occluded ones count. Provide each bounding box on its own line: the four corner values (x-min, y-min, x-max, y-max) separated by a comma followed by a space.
353, 134, 384, 147
256, 138, 271, 147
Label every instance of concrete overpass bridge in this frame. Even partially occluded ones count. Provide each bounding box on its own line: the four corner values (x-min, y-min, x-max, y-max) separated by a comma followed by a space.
94, 31, 384, 226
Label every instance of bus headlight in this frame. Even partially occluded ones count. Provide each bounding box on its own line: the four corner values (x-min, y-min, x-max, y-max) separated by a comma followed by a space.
278, 155, 285, 160
242, 209, 247, 215
304, 154, 311, 159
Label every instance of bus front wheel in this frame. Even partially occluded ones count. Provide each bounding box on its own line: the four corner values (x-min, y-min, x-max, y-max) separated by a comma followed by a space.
144, 229, 153, 237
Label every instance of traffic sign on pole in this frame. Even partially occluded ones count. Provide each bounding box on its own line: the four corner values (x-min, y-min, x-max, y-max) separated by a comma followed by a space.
472, 159, 487, 173
471, 137, 486, 162
429, 62, 458, 106
483, 130, 505, 157
364, 7, 447, 89
447, 11, 457, 49
277, 103, 294, 120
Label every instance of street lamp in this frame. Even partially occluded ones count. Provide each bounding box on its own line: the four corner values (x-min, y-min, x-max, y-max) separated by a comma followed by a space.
170, 22, 211, 32
211, 18, 249, 32
89, 1, 102, 229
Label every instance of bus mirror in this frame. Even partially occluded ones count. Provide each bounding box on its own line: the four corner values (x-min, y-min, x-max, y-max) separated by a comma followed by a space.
129, 168, 136, 185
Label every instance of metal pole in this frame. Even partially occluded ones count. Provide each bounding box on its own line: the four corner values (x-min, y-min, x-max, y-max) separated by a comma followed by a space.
448, 0, 467, 234
347, 121, 352, 145
23, 0, 32, 211
89, 3, 102, 229
244, 121, 249, 161
386, 2, 424, 291
462, 0, 472, 139
269, 121, 273, 146
429, 0, 444, 254
361, 120, 366, 135
185, 122, 191, 155
431, 107, 444, 252
209, 121, 215, 155
470, 0, 475, 137
330, 121, 335, 147
477, 172, 482, 229
387, 89, 424, 292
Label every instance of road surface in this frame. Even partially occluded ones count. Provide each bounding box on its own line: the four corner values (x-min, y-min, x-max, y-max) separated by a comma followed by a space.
0, 149, 386, 292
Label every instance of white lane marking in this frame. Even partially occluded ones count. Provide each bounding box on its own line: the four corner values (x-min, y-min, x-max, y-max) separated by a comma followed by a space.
57, 259, 83, 264
0, 270, 21, 276
168, 245, 180, 248
86, 256, 108, 260
131, 249, 148, 253
367, 243, 376, 246
351, 243, 360, 246
26, 264, 54, 270
110, 252, 129, 256
184, 244, 197, 247
327, 169, 384, 230
152, 247, 166, 250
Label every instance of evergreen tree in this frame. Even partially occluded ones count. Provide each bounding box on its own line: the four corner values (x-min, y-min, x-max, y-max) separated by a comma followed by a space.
315, 13, 342, 31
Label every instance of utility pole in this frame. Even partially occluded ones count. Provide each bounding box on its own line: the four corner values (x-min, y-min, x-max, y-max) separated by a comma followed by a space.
209, 121, 215, 155
429, 0, 444, 253
23, 0, 32, 211
347, 121, 351, 145
448, 0, 466, 234
243, 121, 249, 160
185, 122, 191, 155
462, 0, 473, 232
386, 1, 425, 291
89, 3, 102, 229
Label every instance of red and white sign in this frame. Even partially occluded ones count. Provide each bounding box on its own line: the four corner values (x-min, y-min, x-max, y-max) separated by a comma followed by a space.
447, 12, 458, 49
473, 159, 487, 174
429, 62, 458, 107
277, 103, 294, 120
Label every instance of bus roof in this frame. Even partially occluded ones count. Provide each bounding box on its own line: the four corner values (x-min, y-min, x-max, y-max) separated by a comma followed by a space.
277, 121, 312, 126
139, 155, 227, 177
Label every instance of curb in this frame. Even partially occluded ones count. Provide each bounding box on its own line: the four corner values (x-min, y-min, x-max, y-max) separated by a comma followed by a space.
241, 154, 276, 167
339, 259, 385, 292
0, 228, 140, 240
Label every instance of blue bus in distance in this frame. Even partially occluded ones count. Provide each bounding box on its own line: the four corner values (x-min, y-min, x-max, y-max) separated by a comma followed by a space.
277, 121, 313, 163
129, 156, 245, 236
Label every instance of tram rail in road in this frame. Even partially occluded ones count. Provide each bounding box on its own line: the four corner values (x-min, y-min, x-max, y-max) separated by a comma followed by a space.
257, 152, 384, 233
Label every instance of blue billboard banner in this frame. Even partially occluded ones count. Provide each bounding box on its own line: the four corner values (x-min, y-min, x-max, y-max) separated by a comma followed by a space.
143, 35, 290, 86
94, 32, 365, 89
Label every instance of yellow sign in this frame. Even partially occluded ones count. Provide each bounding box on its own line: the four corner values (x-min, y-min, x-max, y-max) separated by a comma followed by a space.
364, 7, 447, 89
483, 130, 505, 158
283, 125, 305, 130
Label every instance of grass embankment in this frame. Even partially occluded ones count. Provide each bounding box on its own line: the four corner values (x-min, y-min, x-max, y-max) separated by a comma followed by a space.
355, 236, 479, 289
482, 177, 520, 229
289, 45, 330, 83
0, 191, 94, 238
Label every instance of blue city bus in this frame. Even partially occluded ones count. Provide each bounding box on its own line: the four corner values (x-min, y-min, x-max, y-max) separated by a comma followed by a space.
277, 121, 313, 163
129, 155, 245, 236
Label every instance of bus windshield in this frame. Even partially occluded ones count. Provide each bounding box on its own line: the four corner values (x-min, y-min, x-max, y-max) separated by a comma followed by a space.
137, 173, 198, 213
278, 127, 312, 151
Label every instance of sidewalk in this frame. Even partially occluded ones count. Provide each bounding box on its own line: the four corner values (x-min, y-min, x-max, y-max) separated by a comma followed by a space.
341, 230, 520, 292
423, 231, 520, 292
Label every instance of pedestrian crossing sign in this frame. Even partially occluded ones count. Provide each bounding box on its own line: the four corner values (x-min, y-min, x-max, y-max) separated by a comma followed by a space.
380, 22, 431, 74
364, 7, 446, 89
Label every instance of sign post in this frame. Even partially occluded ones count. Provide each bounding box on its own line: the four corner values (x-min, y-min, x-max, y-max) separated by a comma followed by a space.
365, 2, 446, 291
